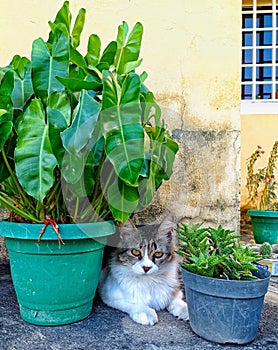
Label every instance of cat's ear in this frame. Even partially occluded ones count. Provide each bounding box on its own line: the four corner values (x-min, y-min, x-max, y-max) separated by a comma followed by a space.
118, 219, 137, 239
158, 214, 176, 240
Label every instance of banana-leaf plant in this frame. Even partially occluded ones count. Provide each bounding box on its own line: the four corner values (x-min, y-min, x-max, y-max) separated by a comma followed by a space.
0, 1, 178, 228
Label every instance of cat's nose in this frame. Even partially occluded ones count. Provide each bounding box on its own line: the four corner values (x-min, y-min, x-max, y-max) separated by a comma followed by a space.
142, 266, 152, 273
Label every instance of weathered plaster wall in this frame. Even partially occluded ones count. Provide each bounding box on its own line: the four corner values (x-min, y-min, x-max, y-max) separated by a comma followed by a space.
150, 1, 241, 232
0, 0, 241, 232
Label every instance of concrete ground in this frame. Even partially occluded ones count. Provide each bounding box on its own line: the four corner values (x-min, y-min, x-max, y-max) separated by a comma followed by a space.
0, 259, 278, 350
1, 207, 278, 350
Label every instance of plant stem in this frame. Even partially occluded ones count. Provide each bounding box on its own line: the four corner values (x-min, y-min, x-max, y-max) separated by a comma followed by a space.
90, 168, 114, 222
0, 193, 41, 223
35, 201, 44, 221
1, 148, 32, 208
90, 150, 106, 207
73, 197, 80, 221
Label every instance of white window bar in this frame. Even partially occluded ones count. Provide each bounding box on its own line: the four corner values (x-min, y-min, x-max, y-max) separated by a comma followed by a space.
241, 0, 278, 113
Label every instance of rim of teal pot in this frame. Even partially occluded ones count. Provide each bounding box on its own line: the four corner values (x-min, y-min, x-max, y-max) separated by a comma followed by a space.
0, 220, 115, 240
247, 209, 278, 217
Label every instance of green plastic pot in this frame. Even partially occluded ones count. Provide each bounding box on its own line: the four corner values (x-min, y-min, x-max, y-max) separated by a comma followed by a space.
247, 209, 278, 244
0, 220, 114, 326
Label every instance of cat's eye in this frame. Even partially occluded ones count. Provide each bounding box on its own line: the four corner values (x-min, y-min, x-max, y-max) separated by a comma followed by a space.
131, 249, 141, 257
154, 251, 163, 259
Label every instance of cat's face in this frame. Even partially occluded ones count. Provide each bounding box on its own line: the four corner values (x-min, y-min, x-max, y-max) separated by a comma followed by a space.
114, 215, 176, 276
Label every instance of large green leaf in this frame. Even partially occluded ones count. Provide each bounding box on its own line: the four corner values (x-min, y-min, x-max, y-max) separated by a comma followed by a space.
56, 76, 101, 92
47, 1, 85, 49
136, 99, 179, 208
48, 1, 71, 42
114, 22, 143, 74
14, 98, 58, 202
107, 176, 139, 223
66, 45, 102, 88
137, 125, 179, 208
9, 55, 33, 110
152, 131, 179, 184
114, 21, 128, 71
61, 90, 100, 155
0, 70, 14, 98
87, 118, 105, 167
86, 34, 101, 66
137, 178, 156, 211
9, 55, 30, 78
0, 68, 15, 182
47, 92, 71, 166
97, 41, 117, 71
101, 70, 144, 185
146, 127, 179, 188
161, 137, 179, 180
64, 151, 96, 197
70, 46, 87, 70
31, 30, 69, 100
141, 90, 161, 125
71, 7, 85, 48
0, 116, 12, 151
61, 150, 86, 184
123, 59, 143, 74
142, 90, 179, 187
138, 158, 170, 211
0, 71, 14, 150
0, 135, 16, 182
136, 139, 176, 212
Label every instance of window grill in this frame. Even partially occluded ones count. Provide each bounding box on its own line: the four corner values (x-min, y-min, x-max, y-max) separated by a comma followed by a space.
241, 0, 278, 102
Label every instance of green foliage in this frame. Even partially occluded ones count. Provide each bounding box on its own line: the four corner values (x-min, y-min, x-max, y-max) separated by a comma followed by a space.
259, 242, 272, 258
0, 1, 178, 224
176, 222, 262, 280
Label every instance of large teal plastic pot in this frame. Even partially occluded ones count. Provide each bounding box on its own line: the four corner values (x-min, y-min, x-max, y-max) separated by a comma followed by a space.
0, 220, 114, 326
181, 267, 270, 344
247, 209, 278, 244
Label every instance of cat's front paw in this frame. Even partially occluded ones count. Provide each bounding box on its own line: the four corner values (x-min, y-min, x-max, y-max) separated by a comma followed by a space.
167, 299, 189, 321
130, 308, 158, 326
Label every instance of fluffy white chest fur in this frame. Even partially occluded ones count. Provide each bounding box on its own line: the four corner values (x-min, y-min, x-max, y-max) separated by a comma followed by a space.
101, 255, 176, 306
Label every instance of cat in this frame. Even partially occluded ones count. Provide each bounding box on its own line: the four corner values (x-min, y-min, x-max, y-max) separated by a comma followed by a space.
98, 215, 189, 326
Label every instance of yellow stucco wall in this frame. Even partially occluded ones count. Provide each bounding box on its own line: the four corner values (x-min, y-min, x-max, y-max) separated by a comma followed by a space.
0, 0, 242, 230
0, 0, 240, 111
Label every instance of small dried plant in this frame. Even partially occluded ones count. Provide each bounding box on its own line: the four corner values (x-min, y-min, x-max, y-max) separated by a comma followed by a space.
246, 143, 278, 210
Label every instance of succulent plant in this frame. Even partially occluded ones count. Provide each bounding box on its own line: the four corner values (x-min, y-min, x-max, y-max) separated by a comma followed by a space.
176, 222, 262, 280
259, 242, 272, 258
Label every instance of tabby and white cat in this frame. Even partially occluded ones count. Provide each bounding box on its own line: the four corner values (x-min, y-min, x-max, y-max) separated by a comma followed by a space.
99, 215, 189, 326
